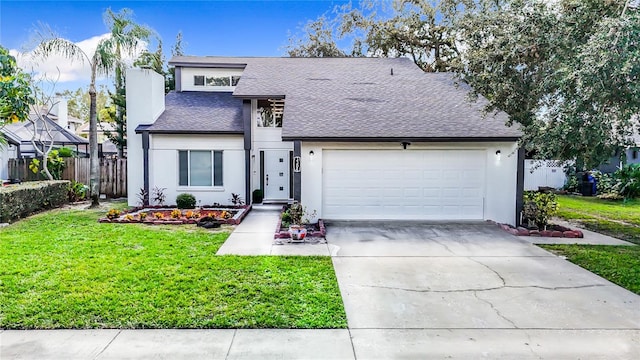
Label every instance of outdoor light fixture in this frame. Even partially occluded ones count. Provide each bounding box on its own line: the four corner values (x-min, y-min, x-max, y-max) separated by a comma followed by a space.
309, 150, 315, 159
402, 141, 411, 150
495, 150, 502, 160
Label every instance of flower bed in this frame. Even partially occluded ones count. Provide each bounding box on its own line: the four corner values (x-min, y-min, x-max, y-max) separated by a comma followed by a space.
274, 213, 326, 240
494, 221, 584, 238
99, 205, 250, 225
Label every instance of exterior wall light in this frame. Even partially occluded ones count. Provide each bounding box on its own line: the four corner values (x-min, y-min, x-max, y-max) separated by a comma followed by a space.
495, 150, 501, 160
309, 150, 315, 159
402, 141, 411, 150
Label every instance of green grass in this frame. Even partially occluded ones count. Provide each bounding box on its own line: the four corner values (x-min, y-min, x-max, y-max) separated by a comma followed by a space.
0, 209, 346, 329
541, 245, 640, 295
557, 195, 640, 226
556, 195, 640, 245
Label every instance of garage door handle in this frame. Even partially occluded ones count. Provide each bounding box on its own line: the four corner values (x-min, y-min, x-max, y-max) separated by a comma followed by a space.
266, 174, 269, 186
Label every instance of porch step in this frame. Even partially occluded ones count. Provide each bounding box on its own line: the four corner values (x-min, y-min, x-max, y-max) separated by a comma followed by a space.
251, 203, 285, 212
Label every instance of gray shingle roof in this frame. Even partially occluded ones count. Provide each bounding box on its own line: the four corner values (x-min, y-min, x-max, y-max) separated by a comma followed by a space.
147, 91, 243, 134
3, 114, 88, 145
168, 56, 521, 139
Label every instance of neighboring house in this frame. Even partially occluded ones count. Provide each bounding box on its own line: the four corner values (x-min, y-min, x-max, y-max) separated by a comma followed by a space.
126, 57, 523, 225
2, 111, 89, 158
598, 132, 640, 173
77, 122, 121, 157
0, 129, 21, 180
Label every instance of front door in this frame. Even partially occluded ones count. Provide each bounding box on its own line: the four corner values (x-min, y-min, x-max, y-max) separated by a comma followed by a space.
264, 150, 290, 200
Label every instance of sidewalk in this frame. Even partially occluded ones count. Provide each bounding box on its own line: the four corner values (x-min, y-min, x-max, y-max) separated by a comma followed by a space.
216, 205, 331, 256
0, 329, 355, 359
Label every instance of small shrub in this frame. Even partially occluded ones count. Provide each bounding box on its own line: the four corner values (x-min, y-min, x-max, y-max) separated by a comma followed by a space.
124, 214, 134, 221
136, 188, 148, 206
152, 186, 167, 206
139, 212, 148, 220
184, 210, 199, 219
615, 164, 640, 199
523, 191, 558, 229
252, 189, 264, 203
591, 170, 616, 195
171, 209, 182, 218
283, 202, 317, 226
57, 147, 74, 158
153, 212, 164, 219
176, 193, 196, 209
67, 180, 88, 202
281, 210, 292, 227
106, 209, 121, 220
220, 210, 232, 219
230, 193, 244, 206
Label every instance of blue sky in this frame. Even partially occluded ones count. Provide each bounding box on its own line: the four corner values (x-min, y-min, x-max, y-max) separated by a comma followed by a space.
0, 0, 350, 90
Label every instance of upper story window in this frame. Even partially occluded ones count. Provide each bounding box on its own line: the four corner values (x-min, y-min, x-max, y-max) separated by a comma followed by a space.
193, 75, 240, 88
256, 99, 284, 128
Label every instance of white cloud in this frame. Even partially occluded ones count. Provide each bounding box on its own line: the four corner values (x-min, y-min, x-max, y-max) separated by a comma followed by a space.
11, 33, 147, 84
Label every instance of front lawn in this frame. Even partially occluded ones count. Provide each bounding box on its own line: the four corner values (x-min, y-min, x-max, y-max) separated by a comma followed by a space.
541, 245, 640, 295
0, 209, 346, 329
556, 195, 640, 245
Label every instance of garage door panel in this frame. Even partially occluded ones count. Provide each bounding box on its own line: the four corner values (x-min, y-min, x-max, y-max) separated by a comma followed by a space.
323, 150, 486, 220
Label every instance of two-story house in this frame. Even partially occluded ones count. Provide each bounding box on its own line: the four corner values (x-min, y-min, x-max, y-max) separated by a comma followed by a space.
126, 57, 523, 225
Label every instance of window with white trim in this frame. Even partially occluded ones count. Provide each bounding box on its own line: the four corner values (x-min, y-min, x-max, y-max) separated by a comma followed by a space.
193, 75, 240, 88
178, 150, 223, 187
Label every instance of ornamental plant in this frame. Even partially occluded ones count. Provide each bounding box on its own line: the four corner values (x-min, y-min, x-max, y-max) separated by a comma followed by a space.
171, 209, 182, 218
138, 212, 148, 220
153, 212, 164, 219
106, 209, 121, 220
523, 191, 558, 229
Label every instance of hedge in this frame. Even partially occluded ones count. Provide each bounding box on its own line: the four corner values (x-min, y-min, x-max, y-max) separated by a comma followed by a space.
0, 181, 69, 223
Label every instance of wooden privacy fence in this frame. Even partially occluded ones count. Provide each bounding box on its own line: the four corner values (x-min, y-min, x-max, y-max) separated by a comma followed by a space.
8, 157, 127, 198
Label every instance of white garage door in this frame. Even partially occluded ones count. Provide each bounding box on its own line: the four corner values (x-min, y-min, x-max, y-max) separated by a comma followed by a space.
322, 150, 486, 220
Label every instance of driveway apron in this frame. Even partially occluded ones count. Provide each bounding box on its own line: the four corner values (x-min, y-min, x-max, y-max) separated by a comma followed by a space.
327, 221, 640, 359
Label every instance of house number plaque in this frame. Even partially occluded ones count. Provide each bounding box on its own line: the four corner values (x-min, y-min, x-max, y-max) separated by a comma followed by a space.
293, 156, 301, 173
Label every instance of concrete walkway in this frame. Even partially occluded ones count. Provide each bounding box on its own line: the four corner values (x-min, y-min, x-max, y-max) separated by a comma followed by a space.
216, 205, 331, 256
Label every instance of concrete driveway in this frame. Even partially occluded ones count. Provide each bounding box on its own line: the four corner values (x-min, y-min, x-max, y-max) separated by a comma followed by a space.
327, 221, 640, 359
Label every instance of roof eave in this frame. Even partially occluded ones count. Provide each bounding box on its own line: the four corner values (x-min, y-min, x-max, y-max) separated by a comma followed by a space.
142, 129, 245, 135
280, 136, 522, 142
170, 62, 247, 69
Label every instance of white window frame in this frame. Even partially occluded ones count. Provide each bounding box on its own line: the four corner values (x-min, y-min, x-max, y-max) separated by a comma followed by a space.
193, 75, 240, 88
177, 150, 224, 188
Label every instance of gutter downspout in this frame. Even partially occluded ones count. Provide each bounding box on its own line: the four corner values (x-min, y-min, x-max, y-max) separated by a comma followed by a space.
242, 100, 252, 204
142, 130, 150, 206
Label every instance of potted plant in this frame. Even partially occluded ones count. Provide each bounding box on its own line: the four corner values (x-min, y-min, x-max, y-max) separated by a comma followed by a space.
285, 202, 316, 242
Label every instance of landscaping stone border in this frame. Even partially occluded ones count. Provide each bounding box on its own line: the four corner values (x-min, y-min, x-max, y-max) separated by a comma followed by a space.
274, 206, 326, 239
490, 220, 584, 238
99, 205, 251, 225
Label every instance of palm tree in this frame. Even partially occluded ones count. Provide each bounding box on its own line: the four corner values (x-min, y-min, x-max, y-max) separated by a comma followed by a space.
33, 33, 112, 207
32, 8, 153, 206
103, 8, 153, 158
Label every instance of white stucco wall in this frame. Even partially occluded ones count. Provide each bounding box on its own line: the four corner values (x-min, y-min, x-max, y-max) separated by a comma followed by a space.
126, 68, 166, 206
180, 67, 244, 92
300, 141, 520, 226
150, 134, 245, 206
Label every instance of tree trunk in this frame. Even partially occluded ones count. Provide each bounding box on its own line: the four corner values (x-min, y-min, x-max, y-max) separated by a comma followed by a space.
89, 72, 100, 207
115, 63, 125, 158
